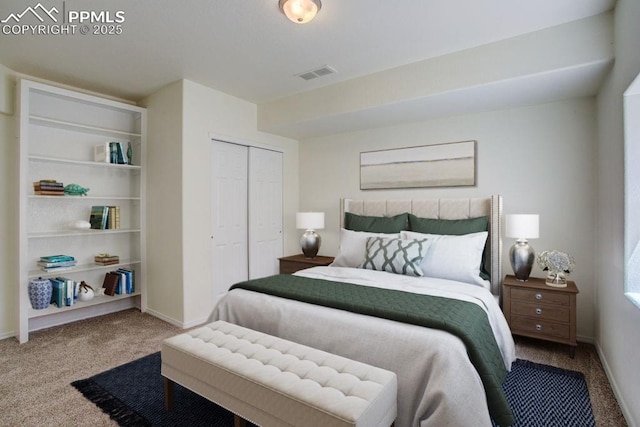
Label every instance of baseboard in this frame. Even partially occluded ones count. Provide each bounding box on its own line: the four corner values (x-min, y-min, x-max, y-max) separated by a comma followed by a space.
145, 308, 209, 330
577, 334, 595, 344
0, 330, 15, 341
182, 317, 209, 329
145, 308, 183, 328
595, 341, 637, 427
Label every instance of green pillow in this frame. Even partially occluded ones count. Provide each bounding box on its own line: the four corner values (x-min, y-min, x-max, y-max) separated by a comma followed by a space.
408, 214, 490, 280
408, 214, 489, 235
344, 212, 408, 233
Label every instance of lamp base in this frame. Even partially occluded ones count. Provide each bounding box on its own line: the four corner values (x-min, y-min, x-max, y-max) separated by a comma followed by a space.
300, 230, 321, 259
509, 240, 535, 281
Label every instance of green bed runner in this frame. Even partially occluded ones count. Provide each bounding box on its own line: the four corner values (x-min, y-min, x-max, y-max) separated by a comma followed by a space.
231, 274, 514, 427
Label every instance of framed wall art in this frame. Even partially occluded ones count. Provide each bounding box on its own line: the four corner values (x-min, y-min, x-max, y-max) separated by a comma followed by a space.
360, 140, 477, 190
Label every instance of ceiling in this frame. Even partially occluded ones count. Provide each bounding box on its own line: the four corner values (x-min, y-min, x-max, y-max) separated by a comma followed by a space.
0, 0, 615, 108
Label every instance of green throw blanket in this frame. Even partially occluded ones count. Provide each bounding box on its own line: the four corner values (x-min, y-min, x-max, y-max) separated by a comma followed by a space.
231, 274, 514, 427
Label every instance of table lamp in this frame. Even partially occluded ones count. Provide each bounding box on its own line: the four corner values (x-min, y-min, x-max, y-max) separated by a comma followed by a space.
505, 214, 539, 281
296, 212, 324, 258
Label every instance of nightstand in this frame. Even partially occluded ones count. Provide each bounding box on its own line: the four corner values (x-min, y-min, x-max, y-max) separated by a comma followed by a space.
502, 275, 579, 357
278, 254, 334, 274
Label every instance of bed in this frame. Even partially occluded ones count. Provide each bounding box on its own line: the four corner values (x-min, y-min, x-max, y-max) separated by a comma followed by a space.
209, 196, 516, 427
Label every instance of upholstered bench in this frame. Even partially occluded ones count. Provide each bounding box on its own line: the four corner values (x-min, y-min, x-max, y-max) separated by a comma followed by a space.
161, 320, 397, 427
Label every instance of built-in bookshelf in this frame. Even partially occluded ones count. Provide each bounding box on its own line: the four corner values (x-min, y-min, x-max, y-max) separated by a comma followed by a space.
16, 79, 147, 343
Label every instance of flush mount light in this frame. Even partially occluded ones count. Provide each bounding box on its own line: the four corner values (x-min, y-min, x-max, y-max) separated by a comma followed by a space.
279, 0, 321, 24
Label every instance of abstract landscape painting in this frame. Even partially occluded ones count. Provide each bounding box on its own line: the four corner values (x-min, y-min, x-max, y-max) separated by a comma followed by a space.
360, 140, 476, 189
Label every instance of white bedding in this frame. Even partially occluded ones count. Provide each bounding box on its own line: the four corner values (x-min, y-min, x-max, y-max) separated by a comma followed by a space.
209, 266, 516, 427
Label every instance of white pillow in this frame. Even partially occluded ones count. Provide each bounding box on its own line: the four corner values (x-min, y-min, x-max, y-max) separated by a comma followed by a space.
361, 237, 430, 277
331, 228, 400, 268
401, 230, 489, 288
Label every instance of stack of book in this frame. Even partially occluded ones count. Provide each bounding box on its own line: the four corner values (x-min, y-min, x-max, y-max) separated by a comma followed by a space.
94, 254, 119, 265
102, 268, 134, 296
89, 205, 121, 230
38, 254, 76, 272
33, 180, 64, 196
50, 277, 79, 307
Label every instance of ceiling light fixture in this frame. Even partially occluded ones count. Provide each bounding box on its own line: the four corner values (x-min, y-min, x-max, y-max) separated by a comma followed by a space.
279, 0, 321, 24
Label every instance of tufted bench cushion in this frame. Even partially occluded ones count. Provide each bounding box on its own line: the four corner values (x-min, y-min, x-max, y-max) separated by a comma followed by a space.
161, 320, 397, 427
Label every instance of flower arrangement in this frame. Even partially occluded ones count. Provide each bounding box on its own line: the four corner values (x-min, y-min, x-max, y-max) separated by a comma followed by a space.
537, 250, 575, 287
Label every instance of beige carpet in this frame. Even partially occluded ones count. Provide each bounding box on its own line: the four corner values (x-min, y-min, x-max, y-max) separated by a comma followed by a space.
0, 309, 627, 426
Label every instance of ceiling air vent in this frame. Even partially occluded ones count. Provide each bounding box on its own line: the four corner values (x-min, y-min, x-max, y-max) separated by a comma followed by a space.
296, 65, 337, 81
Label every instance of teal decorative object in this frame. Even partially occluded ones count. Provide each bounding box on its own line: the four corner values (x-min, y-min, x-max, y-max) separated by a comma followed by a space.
64, 184, 89, 196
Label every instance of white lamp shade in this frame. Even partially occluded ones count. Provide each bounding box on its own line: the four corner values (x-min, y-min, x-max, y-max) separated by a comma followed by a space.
279, 0, 321, 24
296, 212, 325, 230
505, 214, 539, 239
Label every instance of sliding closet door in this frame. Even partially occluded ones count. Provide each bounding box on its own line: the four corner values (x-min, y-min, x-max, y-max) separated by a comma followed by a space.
248, 147, 283, 279
211, 140, 283, 298
211, 141, 248, 298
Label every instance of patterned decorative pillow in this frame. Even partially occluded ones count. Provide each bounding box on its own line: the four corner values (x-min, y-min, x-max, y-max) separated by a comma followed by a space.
361, 237, 430, 277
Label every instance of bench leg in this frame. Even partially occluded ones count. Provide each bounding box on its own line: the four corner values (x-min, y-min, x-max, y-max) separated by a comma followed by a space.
234, 414, 248, 427
163, 376, 174, 411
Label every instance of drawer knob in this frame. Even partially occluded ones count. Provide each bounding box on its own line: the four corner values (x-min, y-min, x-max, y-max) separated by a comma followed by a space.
535, 324, 543, 331
535, 293, 543, 300
535, 308, 543, 315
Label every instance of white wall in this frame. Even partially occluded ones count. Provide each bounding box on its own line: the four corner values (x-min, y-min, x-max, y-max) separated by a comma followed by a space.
595, 0, 640, 424
181, 79, 300, 326
299, 98, 598, 340
144, 79, 299, 328
141, 80, 185, 324
0, 65, 16, 339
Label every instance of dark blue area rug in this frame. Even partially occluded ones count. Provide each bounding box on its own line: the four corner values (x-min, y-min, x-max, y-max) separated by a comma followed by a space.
72, 353, 595, 427
493, 359, 595, 427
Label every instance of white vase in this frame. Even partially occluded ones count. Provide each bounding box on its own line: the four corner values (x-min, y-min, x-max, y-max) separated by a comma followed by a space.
78, 287, 95, 301
546, 271, 568, 287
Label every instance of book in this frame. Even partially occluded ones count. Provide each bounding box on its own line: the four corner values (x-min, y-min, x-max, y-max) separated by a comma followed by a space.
40, 255, 75, 263
95, 254, 119, 264
34, 190, 65, 196
116, 271, 126, 294
107, 206, 121, 229
49, 278, 65, 308
117, 268, 134, 294
89, 206, 109, 230
56, 277, 75, 306
109, 142, 118, 164
95, 259, 119, 266
116, 142, 127, 165
33, 180, 65, 196
39, 265, 75, 272
106, 206, 120, 229
102, 272, 120, 296
37, 260, 77, 268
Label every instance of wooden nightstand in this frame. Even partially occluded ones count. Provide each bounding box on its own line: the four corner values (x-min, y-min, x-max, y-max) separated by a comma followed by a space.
502, 275, 579, 357
279, 254, 334, 274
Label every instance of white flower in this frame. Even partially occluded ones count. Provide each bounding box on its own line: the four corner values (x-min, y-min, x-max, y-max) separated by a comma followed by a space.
537, 250, 575, 273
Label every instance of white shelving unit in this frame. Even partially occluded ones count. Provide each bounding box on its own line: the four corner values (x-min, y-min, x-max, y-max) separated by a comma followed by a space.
16, 79, 147, 343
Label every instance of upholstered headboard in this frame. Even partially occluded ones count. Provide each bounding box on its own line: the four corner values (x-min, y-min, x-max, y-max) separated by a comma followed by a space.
341, 196, 503, 297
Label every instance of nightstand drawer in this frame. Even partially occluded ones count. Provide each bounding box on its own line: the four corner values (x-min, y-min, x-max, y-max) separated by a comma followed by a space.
510, 315, 570, 340
511, 288, 570, 306
511, 300, 570, 322
280, 261, 312, 274
279, 255, 334, 274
